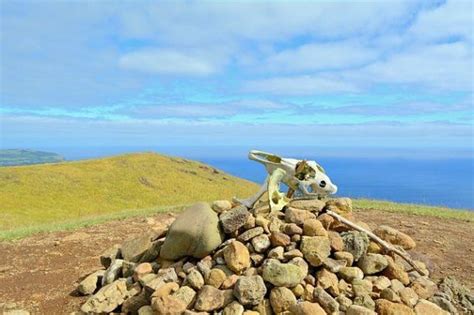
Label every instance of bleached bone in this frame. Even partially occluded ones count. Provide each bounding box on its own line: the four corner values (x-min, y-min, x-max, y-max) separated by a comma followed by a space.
235, 150, 337, 211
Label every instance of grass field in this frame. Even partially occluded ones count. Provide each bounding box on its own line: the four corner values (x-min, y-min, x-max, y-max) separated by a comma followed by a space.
1, 152, 472, 240
0, 152, 258, 231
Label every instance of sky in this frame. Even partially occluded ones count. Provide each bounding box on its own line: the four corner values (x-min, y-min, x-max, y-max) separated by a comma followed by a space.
0, 0, 473, 157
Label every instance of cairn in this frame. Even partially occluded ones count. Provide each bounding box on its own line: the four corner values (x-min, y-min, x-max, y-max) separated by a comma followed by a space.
76, 197, 466, 314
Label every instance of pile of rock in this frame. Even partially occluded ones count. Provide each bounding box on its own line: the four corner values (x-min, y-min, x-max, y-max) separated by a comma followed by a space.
76, 198, 459, 314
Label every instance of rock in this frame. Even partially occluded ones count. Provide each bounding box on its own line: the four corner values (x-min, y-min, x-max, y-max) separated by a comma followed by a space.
237, 227, 264, 242
133, 262, 153, 282
194, 285, 225, 311
353, 295, 375, 311
337, 295, 353, 311
152, 295, 187, 315
186, 269, 205, 290
102, 259, 123, 285
374, 225, 416, 250
100, 244, 121, 268
152, 282, 180, 298
338, 267, 364, 282
334, 251, 354, 266
173, 286, 197, 309
234, 275, 267, 306
223, 301, 245, 315
289, 199, 326, 212
121, 233, 155, 263
352, 279, 373, 297
380, 288, 401, 302
317, 268, 339, 296
373, 276, 391, 292
78, 270, 104, 295
300, 236, 331, 267
160, 202, 224, 260
207, 268, 227, 288
328, 231, 344, 251
341, 231, 369, 261
410, 277, 437, 299
123, 290, 148, 314
262, 259, 305, 287
223, 241, 250, 273
289, 301, 326, 315
414, 299, 450, 315
244, 214, 256, 229
289, 257, 309, 278
429, 296, 458, 314
283, 223, 303, 235
251, 234, 271, 253
382, 256, 410, 285
253, 299, 273, 315
400, 287, 419, 307
268, 246, 284, 260
314, 286, 339, 313
81, 279, 129, 314
357, 254, 389, 275
220, 205, 251, 233
375, 299, 415, 315
347, 305, 377, 315
284, 249, 303, 260
325, 198, 353, 214
270, 231, 291, 247
212, 200, 233, 213
138, 305, 154, 315
303, 219, 328, 237
285, 207, 316, 225
269, 287, 297, 313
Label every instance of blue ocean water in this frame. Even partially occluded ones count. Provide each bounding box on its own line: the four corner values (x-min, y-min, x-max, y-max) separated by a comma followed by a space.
196, 157, 474, 210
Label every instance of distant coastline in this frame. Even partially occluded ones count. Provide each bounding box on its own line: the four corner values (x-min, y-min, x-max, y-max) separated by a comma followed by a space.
0, 149, 65, 166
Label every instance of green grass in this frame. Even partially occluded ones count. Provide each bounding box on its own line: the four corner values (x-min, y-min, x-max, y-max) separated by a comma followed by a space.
353, 198, 474, 222
0, 204, 189, 241
0, 152, 258, 231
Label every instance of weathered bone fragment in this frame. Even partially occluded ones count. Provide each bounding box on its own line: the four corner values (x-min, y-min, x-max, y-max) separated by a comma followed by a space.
235, 150, 337, 211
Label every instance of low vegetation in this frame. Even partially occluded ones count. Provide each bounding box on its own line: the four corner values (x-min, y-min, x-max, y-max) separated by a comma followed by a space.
0, 152, 258, 231
0, 149, 64, 166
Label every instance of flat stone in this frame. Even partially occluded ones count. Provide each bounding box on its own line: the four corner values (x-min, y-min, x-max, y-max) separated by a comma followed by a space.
338, 267, 364, 282
270, 231, 291, 246
160, 202, 224, 260
234, 275, 267, 306
289, 199, 326, 212
78, 270, 104, 295
172, 286, 197, 309
237, 227, 264, 242
347, 305, 376, 315
289, 301, 326, 315
325, 198, 353, 215
102, 259, 123, 285
285, 207, 316, 225
81, 279, 129, 314
220, 205, 251, 234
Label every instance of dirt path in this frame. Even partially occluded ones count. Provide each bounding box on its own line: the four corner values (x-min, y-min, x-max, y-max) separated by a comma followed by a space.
0, 209, 472, 314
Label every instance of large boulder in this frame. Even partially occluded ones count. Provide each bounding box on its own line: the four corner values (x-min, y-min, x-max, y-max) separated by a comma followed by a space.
160, 202, 224, 260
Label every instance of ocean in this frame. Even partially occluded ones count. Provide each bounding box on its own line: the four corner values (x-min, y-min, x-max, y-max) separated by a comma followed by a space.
49, 147, 474, 210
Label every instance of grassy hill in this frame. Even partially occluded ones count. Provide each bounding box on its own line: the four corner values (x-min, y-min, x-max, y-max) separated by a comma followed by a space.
0, 152, 258, 231
0, 149, 65, 166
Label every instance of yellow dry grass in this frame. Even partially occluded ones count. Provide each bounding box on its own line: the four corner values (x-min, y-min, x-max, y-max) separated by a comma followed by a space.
0, 152, 258, 231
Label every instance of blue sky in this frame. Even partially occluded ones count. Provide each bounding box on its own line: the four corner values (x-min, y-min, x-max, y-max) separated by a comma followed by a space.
0, 0, 473, 157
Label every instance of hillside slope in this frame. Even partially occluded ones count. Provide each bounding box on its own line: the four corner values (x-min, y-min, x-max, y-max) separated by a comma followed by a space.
0, 152, 258, 230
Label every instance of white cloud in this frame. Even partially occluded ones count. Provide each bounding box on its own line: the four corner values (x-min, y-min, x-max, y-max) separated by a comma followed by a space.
264, 41, 378, 73
245, 75, 359, 95
119, 49, 217, 75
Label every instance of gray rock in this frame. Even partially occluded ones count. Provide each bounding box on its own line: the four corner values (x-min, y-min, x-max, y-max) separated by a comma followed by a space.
173, 286, 197, 309
160, 202, 224, 260
100, 244, 121, 268
234, 275, 267, 306
251, 234, 271, 253
186, 269, 205, 290
121, 233, 156, 263
341, 231, 369, 261
78, 270, 105, 295
81, 279, 129, 313
262, 259, 305, 287
430, 296, 459, 314
102, 259, 123, 285
220, 205, 250, 234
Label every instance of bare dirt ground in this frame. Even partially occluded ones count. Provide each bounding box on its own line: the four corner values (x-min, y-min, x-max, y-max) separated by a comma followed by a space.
0, 209, 472, 314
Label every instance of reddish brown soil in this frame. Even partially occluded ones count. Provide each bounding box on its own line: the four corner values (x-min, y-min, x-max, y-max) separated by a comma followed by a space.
0, 209, 472, 314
